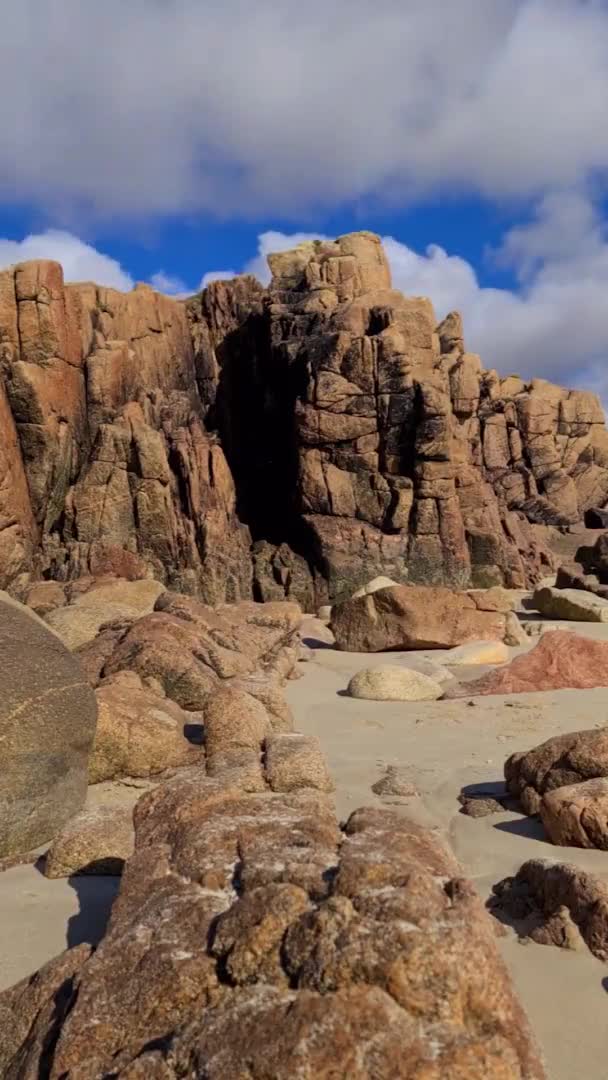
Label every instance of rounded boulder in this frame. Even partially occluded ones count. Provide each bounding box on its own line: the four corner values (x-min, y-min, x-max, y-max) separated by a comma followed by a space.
346, 665, 443, 702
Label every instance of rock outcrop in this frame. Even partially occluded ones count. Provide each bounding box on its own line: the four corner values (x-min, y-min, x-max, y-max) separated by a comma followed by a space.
2, 234, 608, 606
0, 592, 97, 858
0, 773, 546, 1078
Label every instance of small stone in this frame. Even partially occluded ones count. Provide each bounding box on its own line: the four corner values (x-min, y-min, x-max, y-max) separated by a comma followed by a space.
372, 767, 418, 797
459, 796, 504, 818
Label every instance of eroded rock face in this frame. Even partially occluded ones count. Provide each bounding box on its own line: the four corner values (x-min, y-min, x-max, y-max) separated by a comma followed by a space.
2, 236, 606, 606
0, 592, 97, 858
490, 859, 608, 961
505, 727, 608, 815
0, 776, 546, 1079
540, 778, 608, 849
446, 630, 608, 699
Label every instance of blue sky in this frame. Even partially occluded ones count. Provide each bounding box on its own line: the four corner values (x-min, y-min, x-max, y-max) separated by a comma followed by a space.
1, 1, 608, 396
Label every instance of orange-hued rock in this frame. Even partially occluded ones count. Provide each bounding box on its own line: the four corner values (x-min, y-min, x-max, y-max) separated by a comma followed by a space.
2, 237, 608, 605
331, 583, 508, 651
0, 776, 546, 1078
540, 778, 608, 850
446, 630, 608, 698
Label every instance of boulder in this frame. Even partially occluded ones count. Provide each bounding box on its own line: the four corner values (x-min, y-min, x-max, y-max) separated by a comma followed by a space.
533, 585, 608, 622
0, 592, 97, 858
540, 777, 608, 849
490, 859, 608, 961
44, 805, 134, 878
346, 665, 443, 702
264, 734, 334, 793
331, 584, 509, 652
91, 670, 203, 783
446, 630, 608, 699
445, 640, 510, 666
505, 727, 608, 814
0, 774, 546, 1078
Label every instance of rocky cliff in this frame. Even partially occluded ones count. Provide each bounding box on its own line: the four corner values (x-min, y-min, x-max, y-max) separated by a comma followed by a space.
2, 233, 607, 606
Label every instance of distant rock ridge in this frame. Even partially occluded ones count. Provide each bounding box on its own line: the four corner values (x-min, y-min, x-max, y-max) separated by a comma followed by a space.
2, 232, 608, 605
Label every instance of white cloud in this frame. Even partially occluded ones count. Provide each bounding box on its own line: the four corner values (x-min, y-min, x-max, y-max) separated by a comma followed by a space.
0, 229, 134, 289
149, 269, 189, 295
203, 197, 608, 400
199, 269, 238, 290
1, 1, 608, 219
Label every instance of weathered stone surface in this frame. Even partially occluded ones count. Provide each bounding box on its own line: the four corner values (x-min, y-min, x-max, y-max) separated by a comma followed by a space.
2, 236, 604, 609
0, 773, 546, 1079
44, 805, 134, 877
505, 727, 608, 815
540, 778, 608, 849
490, 859, 608, 961
372, 766, 418, 797
264, 733, 334, 793
460, 795, 505, 818
447, 630, 608, 699
533, 585, 608, 622
445, 639, 510, 666
97, 593, 301, 708
43, 577, 165, 649
91, 670, 203, 783
331, 584, 509, 652
346, 664, 443, 701
0, 592, 97, 857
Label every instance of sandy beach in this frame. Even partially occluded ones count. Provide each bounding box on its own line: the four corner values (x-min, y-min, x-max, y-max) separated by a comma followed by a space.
3, 611, 608, 1078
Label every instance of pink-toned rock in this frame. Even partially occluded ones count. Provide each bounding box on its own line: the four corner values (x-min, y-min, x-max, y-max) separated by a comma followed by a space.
446, 630, 608, 697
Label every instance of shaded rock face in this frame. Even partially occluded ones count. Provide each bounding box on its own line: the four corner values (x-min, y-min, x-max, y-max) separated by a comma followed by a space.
1, 234, 606, 606
0, 592, 97, 857
0, 776, 546, 1079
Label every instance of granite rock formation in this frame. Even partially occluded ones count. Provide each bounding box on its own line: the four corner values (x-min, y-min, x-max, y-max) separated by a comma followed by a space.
0, 775, 546, 1078
2, 234, 608, 606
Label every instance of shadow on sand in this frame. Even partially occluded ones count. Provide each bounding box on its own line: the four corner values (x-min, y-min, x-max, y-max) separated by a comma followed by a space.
34, 857, 120, 949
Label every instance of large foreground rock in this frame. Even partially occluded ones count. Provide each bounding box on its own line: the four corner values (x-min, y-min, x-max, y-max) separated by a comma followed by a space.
0, 774, 546, 1078
490, 859, 608, 961
505, 727, 608, 814
331, 584, 509, 652
0, 592, 97, 858
446, 630, 608, 698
